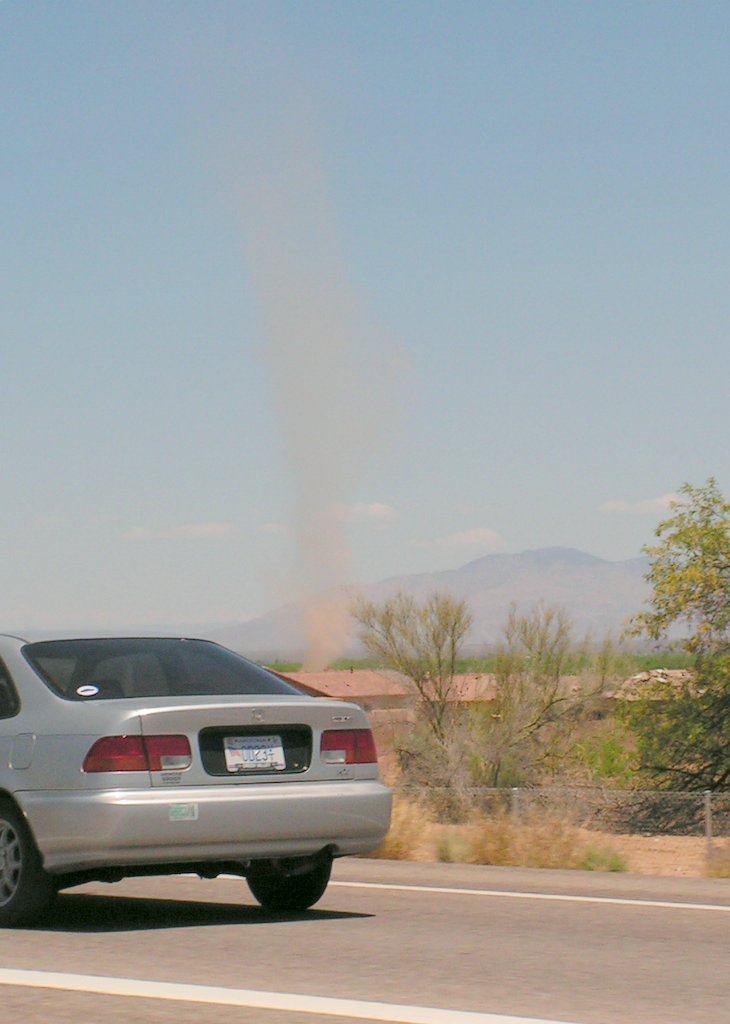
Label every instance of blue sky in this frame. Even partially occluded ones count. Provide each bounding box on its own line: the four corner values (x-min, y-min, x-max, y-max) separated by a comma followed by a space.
2, 1, 729, 632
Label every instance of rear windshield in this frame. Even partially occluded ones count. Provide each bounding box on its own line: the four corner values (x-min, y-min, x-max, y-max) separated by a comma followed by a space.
22, 638, 302, 701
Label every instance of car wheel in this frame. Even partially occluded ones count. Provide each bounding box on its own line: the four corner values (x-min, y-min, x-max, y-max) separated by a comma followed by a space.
0, 801, 56, 927
246, 856, 332, 912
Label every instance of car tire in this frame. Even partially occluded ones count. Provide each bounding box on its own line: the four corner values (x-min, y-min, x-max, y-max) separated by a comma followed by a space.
246, 856, 332, 912
0, 801, 57, 927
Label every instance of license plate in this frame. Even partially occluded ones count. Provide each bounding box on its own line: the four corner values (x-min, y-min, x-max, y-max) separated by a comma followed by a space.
223, 735, 286, 772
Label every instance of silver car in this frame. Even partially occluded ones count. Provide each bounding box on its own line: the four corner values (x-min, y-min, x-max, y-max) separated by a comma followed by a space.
0, 634, 391, 926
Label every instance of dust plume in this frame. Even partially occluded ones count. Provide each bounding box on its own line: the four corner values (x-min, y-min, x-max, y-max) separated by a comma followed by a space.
239, 102, 389, 669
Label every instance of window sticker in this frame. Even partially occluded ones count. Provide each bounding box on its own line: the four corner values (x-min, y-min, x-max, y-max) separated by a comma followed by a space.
76, 685, 100, 698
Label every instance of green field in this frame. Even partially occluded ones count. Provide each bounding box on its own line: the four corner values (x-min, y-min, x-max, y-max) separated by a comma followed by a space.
264, 650, 694, 675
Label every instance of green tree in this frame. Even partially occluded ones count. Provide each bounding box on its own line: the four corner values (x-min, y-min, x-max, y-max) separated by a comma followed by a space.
626, 478, 730, 789
621, 659, 730, 789
351, 590, 472, 740
631, 478, 730, 656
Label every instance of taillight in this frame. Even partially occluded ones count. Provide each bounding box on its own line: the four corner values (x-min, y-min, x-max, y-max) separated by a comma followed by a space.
320, 728, 378, 765
144, 735, 192, 771
83, 735, 192, 773
83, 736, 147, 773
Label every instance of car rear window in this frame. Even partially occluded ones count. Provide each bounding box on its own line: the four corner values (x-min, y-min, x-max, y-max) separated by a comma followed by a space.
22, 638, 302, 701
0, 659, 20, 718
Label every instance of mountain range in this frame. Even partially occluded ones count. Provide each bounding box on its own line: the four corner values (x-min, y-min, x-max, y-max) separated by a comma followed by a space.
206, 547, 651, 660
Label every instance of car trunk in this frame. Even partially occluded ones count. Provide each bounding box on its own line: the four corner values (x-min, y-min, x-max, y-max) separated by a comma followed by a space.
136, 695, 370, 787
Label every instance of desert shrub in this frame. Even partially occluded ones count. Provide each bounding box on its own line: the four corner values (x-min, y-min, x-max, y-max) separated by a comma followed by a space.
359, 598, 628, 801
351, 590, 472, 742
395, 606, 627, 804
395, 714, 496, 822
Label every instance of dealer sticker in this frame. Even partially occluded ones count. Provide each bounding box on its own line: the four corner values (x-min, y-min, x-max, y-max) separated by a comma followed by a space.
168, 803, 198, 822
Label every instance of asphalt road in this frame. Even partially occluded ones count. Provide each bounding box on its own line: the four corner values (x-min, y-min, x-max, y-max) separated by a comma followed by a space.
1, 858, 729, 1024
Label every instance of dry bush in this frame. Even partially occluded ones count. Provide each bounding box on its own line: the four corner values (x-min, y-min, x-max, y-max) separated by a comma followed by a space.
368, 796, 434, 860
461, 812, 626, 871
466, 812, 580, 869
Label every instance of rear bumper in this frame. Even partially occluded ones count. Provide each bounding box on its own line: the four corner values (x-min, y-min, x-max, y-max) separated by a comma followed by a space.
17, 779, 392, 874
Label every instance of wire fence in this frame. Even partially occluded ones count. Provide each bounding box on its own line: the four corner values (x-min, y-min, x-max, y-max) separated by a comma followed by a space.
405, 786, 730, 840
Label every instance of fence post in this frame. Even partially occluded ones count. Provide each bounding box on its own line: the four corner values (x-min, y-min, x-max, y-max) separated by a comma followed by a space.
511, 787, 521, 824
704, 790, 713, 864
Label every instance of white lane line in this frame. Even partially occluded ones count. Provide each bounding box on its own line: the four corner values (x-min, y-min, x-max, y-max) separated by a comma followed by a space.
332, 880, 730, 913
0, 968, 582, 1024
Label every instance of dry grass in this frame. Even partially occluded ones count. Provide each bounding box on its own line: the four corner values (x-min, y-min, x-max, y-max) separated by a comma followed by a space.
463, 812, 585, 869
368, 796, 436, 860
447, 812, 626, 871
370, 797, 626, 871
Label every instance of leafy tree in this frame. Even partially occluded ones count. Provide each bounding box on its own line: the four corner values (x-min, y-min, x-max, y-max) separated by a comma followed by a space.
631, 478, 730, 657
621, 659, 730, 790
350, 590, 472, 740
626, 479, 730, 789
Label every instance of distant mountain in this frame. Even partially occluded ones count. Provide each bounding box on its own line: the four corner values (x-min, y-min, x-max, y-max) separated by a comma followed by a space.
205, 547, 651, 660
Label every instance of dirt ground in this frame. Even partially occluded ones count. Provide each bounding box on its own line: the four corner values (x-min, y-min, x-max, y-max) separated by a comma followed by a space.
604, 834, 728, 877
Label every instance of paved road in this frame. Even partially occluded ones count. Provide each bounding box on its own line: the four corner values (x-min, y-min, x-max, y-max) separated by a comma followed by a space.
1, 859, 729, 1023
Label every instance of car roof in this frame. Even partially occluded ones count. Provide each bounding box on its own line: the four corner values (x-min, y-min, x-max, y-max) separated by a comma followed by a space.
0, 632, 205, 643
